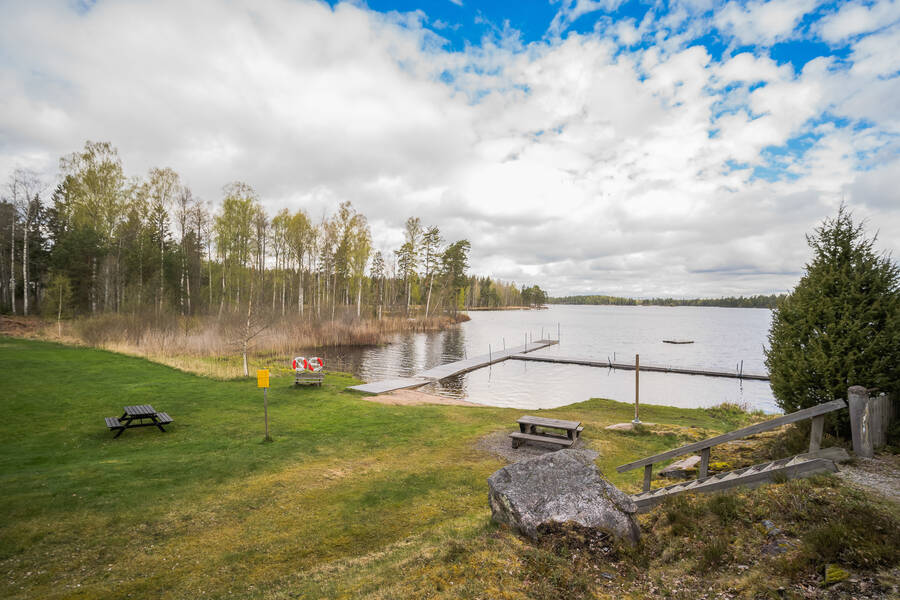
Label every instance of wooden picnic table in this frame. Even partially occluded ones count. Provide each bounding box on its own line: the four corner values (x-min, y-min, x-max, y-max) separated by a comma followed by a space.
510, 415, 583, 449
105, 404, 173, 438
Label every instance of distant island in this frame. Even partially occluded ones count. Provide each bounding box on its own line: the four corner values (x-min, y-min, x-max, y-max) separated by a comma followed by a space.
548, 294, 784, 309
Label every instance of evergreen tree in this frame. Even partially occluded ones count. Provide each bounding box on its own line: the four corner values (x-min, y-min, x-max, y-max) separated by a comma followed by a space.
764, 206, 900, 436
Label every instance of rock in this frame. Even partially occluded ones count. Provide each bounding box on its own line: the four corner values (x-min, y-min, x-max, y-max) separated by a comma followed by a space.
761, 519, 781, 537
487, 448, 640, 544
604, 422, 655, 431
659, 455, 701, 479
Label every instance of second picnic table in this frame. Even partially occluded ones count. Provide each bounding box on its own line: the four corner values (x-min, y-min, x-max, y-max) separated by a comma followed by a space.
510, 415, 583, 449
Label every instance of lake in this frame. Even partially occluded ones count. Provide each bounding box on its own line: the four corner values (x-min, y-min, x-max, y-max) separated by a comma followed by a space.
322, 304, 780, 413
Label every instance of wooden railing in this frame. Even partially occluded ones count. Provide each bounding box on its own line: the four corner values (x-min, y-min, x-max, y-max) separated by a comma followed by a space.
616, 399, 847, 492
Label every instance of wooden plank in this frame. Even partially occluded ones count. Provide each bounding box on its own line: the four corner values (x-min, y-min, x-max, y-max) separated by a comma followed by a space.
632, 458, 837, 511
517, 415, 581, 429
509, 354, 770, 381
809, 415, 824, 452
509, 432, 574, 448
643, 465, 652, 492
699, 447, 710, 479
616, 399, 847, 472
346, 340, 557, 394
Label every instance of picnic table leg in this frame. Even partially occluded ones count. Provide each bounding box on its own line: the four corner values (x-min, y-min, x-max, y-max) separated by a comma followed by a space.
153, 417, 167, 433
114, 417, 131, 438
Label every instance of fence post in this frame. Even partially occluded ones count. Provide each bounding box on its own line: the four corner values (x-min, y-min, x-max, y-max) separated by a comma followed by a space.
809, 415, 824, 452
848, 385, 873, 458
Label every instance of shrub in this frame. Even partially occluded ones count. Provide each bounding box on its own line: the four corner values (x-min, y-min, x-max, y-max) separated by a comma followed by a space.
765, 206, 900, 437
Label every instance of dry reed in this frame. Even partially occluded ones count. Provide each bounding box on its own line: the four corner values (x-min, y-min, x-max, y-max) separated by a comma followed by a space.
33, 310, 469, 379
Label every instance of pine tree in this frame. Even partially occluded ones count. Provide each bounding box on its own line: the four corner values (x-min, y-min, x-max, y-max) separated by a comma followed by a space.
764, 206, 900, 436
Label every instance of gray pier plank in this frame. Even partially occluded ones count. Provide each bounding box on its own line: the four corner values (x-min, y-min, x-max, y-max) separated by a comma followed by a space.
508, 353, 770, 381
347, 340, 557, 394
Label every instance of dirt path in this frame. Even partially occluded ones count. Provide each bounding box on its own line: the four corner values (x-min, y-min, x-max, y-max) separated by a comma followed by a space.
837, 453, 900, 502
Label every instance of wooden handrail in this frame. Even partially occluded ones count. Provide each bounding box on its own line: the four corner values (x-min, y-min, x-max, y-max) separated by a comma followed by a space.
616, 399, 846, 473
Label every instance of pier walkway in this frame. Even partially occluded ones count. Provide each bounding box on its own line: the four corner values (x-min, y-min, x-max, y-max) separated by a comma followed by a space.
347, 340, 558, 394
509, 354, 770, 381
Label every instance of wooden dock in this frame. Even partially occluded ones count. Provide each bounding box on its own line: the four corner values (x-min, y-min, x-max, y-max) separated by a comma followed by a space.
347, 340, 559, 394
508, 354, 770, 381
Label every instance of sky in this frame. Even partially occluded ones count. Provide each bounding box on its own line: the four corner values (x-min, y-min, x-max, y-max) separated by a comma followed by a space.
1, 0, 898, 298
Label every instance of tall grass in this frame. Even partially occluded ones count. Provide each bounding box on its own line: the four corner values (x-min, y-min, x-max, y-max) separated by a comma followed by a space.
39, 310, 469, 378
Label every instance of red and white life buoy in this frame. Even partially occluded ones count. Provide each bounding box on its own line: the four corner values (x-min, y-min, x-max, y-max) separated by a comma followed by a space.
292, 356, 324, 372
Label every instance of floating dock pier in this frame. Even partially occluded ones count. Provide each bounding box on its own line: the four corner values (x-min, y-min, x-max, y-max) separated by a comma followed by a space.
347, 339, 559, 394
509, 354, 769, 381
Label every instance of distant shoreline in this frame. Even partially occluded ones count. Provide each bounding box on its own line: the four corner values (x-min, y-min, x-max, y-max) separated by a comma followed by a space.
549, 294, 783, 309
464, 305, 547, 311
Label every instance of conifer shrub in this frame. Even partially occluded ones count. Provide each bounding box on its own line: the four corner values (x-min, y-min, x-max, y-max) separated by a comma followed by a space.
765, 206, 900, 437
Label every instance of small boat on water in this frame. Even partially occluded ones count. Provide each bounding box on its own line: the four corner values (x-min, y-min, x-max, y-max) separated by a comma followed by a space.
662, 339, 694, 344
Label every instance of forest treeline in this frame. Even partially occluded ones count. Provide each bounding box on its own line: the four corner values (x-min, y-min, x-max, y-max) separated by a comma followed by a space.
549, 294, 784, 308
0, 141, 547, 324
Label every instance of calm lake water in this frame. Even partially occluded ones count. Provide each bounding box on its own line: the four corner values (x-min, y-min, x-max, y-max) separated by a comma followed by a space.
321, 305, 779, 413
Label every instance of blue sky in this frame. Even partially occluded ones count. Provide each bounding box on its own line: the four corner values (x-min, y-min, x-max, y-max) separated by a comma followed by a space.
1, 0, 898, 296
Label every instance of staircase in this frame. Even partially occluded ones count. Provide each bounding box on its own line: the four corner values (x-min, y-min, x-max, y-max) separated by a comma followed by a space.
630, 456, 837, 511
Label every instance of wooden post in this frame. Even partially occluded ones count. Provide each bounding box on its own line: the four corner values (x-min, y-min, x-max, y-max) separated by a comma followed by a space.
699, 447, 710, 478
264, 387, 269, 441
557, 322, 560, 341
643, 464, 652, 492
524, 333, 527, 352
809, 414, 825, 452
502, 337, 505, 351
489, 344, 492, 363
848, 385, 873, 458
633, 353, 641, 424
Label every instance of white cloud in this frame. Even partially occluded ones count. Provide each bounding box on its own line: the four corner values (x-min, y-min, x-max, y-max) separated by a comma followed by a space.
547, 0, 623, 38
817, 0, 900, 42
715, 0, 818, 46
0, 0, 898, 297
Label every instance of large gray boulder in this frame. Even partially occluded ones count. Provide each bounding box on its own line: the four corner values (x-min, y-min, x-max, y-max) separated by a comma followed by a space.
487, 449, 640, 544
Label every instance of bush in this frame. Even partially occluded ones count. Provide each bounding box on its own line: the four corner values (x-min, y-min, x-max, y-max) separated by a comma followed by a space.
765, 206, 900, 437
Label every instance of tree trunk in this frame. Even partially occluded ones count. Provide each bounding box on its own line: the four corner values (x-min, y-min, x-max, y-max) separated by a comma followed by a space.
242, 275, 254, 377
425, 272, 434, 319
9, 217, 15, 314
406, 277, 411, 316
357, 277, 362, 318
57, 283, 63, 338
22, 221, 29, 315
90, 257, 97, 314
137, 236, 143, 309
159, 235, 164, 315
218, 254, 226, 318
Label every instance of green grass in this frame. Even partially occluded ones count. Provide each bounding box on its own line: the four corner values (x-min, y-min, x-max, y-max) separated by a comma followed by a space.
1, 336, 894, 599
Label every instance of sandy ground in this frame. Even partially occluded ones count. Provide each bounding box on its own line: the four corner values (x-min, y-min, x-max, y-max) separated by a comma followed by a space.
365, 388, 482, 407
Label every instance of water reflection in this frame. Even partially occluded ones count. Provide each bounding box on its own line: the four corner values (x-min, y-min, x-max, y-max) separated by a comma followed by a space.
300, 305, 780, 413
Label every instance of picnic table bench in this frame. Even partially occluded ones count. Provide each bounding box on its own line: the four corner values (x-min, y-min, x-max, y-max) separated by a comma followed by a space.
510, 415, 583, 449
105, 404, 173, 438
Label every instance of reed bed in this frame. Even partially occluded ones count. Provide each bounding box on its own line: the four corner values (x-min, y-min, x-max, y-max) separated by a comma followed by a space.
36, 310, 469, 379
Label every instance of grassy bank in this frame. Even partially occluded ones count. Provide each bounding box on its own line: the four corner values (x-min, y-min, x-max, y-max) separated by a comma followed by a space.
0, 337, 896, 599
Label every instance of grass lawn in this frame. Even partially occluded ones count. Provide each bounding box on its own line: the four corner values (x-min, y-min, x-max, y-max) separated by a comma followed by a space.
0, 337, 896, 599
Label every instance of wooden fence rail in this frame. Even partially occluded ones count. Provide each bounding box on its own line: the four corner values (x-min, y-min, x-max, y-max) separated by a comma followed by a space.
616, 399, 847, 493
